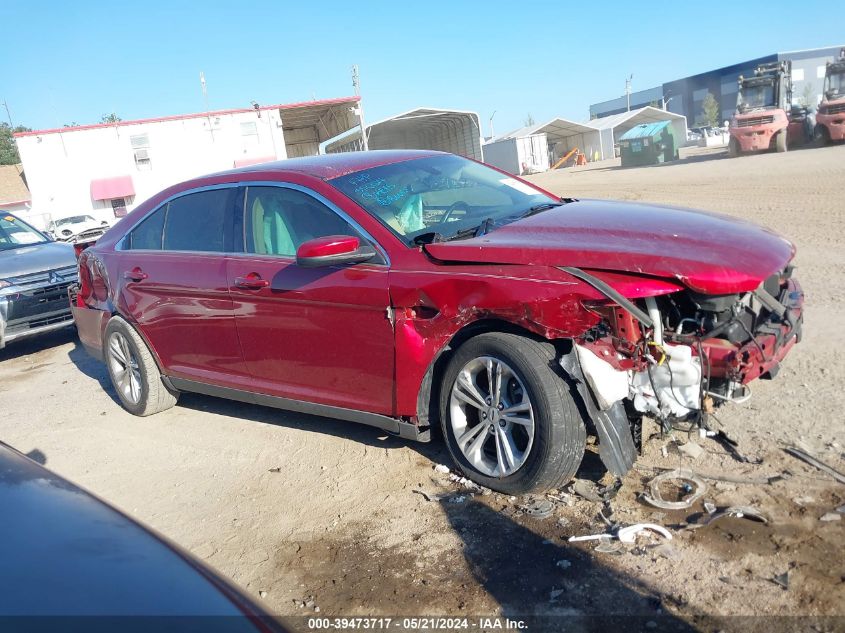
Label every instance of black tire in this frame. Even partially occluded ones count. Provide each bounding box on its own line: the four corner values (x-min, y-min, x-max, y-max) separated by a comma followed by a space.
815, 125, 830, 147
775, 130, 788, 153
104, 316, 179, 416
439, 333, 586, 494
728, 137, 740, 158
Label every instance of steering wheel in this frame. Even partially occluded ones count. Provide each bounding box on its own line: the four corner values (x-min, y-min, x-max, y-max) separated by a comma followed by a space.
442, 201, 471, 223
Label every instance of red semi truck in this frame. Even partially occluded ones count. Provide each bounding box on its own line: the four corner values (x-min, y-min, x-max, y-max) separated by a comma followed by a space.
728, 60, 810, 156
815, 49, 845, 145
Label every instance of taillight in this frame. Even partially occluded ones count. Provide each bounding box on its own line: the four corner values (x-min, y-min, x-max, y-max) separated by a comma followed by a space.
73, 239, 96, 260
77, 254, 93, 306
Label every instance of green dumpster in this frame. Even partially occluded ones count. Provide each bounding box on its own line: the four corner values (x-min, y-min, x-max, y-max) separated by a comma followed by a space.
618, 120, 680, 167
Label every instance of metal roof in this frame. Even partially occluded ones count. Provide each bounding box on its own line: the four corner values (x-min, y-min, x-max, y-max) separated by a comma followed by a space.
496, 117, 597, 144
618, 120, 671, 140
589, 106, 685, 131
14, 96, 361, 139
325, 107, 483, 161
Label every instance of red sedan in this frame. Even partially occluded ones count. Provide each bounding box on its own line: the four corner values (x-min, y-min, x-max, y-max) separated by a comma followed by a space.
71, 151, 803, 493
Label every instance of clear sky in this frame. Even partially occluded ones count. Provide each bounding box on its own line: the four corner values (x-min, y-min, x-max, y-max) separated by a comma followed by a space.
2, 0, 842, 137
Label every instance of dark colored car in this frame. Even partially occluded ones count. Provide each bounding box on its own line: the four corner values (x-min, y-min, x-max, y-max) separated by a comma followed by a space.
71, 151, 803, 493
0, 213, 77, 349
0, 441, 286, 630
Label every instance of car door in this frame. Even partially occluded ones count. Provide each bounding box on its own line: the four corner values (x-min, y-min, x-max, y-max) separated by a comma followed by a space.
226, 183, 394, 415
115, 185, 249, 382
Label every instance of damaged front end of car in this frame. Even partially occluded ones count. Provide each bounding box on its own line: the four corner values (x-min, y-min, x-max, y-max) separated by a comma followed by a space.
563, 265, 804, 471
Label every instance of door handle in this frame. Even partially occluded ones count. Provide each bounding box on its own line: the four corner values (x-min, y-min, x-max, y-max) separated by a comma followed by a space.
123, 267, 148, 282
234, 274, 270, 290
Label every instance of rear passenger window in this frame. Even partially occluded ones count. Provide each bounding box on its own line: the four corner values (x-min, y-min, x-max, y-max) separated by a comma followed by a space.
127, 205, 166, 250
163, 189, 233, 252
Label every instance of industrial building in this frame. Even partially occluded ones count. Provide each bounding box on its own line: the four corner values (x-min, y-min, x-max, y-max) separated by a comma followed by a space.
13, 97, 361, 229
324, 108, 483, 161
590, 45, 845, 126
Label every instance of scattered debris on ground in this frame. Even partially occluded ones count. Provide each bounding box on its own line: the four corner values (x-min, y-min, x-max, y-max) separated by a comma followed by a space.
642, 468, 707, 510
784, 446, 845, 485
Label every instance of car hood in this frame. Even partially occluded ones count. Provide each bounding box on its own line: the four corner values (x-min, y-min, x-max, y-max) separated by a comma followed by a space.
424, 199, 795, 294
1, 240, 77, 278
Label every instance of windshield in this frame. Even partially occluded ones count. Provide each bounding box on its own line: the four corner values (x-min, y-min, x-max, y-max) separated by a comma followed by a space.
738, 83, 776, 111
825, 71, 845, 99
0, 215, 49, 250
329, 155, 558, 244
56, 215, 96, 226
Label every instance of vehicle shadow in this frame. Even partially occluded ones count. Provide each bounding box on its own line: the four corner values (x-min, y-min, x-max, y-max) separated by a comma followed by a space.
0, 326, 76, 362
439, 497, 696, 631
64, 334, 449, 462
66, 337, 123, 406
175, 391, 450, 464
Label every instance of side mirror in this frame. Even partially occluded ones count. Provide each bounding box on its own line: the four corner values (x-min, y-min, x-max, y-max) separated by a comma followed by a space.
296, 235, 375, 268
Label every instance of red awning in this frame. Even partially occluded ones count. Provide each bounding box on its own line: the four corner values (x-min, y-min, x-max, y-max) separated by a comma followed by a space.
233, 156, 276, 168
90, 175, 135, 201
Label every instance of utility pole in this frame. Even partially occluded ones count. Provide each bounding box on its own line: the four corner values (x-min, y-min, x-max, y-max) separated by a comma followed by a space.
351, 65, 369, 151
488, 110, 497, 139
625, 74, 633, 111
200, 71, 215, 142
1, 100, 13, 127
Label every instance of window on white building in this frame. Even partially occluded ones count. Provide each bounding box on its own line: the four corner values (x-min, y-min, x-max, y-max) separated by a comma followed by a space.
818, 65, 827, 79
240, 122, 258, 136
131, 133, 152, 169
792, 68, 805, 81
111, 198, 128, 218
130, 133, 150, 148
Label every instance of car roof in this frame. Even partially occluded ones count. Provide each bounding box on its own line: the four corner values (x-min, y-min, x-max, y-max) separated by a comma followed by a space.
210, 149, 444, 181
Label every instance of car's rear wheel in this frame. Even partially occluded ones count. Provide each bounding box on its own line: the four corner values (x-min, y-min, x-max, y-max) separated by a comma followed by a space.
104, 316, 178, 416
439, 333, 586, 494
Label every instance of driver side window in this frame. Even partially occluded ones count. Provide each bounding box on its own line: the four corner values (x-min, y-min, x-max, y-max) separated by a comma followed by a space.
243, 186, 379, 261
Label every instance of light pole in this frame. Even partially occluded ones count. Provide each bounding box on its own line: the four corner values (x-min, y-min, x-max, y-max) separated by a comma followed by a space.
489, 110, 497, 139
352, 65, 369, 151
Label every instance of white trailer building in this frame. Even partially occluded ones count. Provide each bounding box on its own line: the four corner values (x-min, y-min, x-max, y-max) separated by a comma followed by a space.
481, 133, 550, 175
14, 97, 360, 229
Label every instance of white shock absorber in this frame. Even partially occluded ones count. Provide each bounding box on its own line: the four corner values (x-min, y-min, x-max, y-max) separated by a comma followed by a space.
645, 296, 663, 345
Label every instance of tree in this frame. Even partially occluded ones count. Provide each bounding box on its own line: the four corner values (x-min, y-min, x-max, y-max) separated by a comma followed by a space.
701, 92, 720, 128
799, 83, 815, 108
0, 122, 31, 165
100, 113, 122, 123
524, 113, 535, 126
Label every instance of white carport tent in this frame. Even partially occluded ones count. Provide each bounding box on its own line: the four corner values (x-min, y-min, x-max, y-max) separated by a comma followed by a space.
276, 97, 361, 158
510, 118, 605, 162
325, 108, 483, 161
589, 106, 688, 160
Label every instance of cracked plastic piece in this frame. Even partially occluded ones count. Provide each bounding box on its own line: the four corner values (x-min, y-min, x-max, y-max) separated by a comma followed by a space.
642, 468, 707, 510
560, 350, 636, 477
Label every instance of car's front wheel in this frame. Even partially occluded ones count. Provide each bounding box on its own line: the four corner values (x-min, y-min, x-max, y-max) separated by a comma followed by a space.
104, 316, 179, 416
439, 333, 586, 494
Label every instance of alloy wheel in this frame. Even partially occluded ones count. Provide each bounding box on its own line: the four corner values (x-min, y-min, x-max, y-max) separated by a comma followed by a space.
107, 331, 142, 405
449, 356, 535, 477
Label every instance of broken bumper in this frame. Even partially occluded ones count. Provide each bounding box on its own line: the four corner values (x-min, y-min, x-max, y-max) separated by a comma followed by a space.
704, 278, 804, 384
68, 285, 110, 361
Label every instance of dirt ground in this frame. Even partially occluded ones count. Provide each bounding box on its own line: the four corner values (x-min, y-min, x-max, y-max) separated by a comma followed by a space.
2, 144, 844, 630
